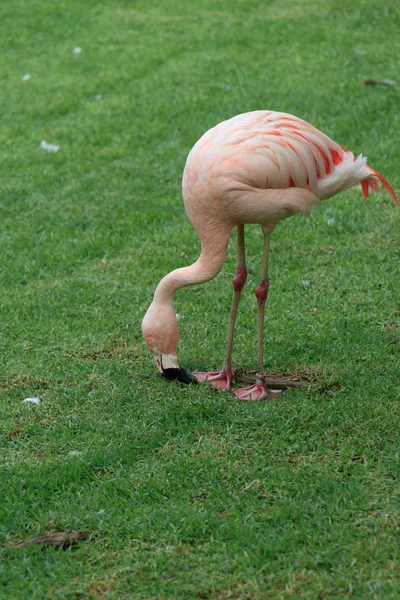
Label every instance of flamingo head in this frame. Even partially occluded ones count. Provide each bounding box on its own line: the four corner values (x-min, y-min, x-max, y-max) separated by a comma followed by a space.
141, 300, 197, 384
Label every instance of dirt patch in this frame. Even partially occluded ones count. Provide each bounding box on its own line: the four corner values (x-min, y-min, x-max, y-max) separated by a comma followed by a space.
15, 531, 90, 550
233, 368, 307, 391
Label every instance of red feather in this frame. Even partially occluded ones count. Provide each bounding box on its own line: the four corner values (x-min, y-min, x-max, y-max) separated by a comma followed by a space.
361, 181, 369, 199
368, 167, 398, 205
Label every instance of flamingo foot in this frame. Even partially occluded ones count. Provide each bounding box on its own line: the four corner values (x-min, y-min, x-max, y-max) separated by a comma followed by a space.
232, 379, 271, 401
192, 369, 233, 391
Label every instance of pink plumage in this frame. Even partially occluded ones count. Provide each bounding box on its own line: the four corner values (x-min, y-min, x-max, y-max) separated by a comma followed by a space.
183, 110, 397, 205
142, 111, 397, 400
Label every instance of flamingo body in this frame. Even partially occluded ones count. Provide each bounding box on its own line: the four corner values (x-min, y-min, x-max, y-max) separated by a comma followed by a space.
142, 111, 397, 393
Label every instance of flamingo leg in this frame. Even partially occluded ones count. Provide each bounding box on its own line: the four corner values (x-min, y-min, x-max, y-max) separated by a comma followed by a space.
233, 233, 272, 401
193, 224, 247, 390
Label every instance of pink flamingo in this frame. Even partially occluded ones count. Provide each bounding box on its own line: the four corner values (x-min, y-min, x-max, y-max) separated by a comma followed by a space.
142, 111, 397, 400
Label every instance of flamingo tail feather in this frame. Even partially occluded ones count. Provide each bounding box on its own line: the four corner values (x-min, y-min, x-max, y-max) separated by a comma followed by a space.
367, 166, 398, 205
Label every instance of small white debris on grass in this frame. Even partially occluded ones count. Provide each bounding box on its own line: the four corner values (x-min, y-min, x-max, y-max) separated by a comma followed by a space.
327, 218, 335, 226
23, 397, 40, 405
40, 140, 60, 153
95, 94, 102, 100
68, 450, 83, 456
22, 74, 31, 82
301, 280, 310, 287
73, 47, 82, 54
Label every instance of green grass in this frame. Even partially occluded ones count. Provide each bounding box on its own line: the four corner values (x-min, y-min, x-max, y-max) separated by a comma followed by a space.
0, 0, 399, 597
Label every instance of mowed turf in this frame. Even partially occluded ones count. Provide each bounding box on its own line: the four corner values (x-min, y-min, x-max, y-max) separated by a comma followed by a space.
0, 0, 399, 598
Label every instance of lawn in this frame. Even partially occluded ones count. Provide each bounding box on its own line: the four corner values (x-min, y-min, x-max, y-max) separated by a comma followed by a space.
0, 0, 399, 598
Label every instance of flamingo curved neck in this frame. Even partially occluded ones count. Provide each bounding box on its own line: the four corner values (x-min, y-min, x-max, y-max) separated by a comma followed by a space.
154, 233, 231, 304
142, 226, 231, 360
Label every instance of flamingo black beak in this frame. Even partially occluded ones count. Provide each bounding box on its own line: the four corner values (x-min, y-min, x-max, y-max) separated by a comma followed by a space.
153, 352, 198, 385
162, 367, 198, 385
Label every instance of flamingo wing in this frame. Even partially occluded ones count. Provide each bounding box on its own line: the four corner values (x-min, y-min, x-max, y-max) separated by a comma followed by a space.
189, 111, 398, 205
